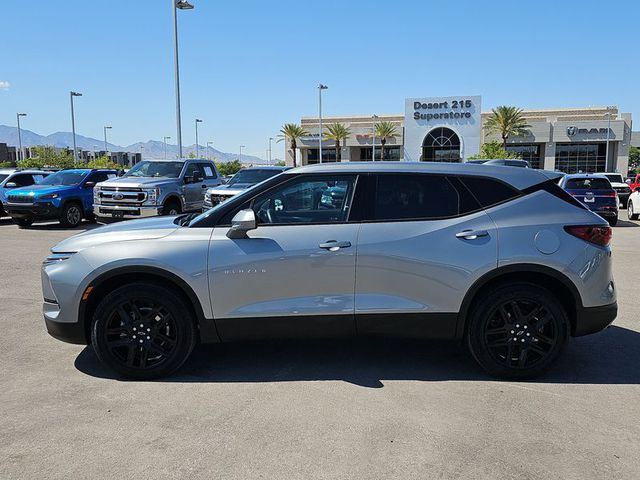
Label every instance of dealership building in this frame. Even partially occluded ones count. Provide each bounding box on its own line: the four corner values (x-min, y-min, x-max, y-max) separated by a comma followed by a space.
287, 96, 634, 174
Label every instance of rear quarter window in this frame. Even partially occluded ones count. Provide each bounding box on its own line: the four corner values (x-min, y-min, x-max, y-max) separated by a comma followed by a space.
458, 176, 521, 208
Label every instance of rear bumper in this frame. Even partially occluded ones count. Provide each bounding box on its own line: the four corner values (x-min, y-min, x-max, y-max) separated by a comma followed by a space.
574, 302, 617, 337
95, 204, 161, 220
6, 202, 62, 220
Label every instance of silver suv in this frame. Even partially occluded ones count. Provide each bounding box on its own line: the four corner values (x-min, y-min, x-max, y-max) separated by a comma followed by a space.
42, 162, 617, 380
93, 159, 220, 221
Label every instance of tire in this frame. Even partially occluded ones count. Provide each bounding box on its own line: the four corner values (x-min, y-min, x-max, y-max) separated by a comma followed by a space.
162, 199, 182, 216
466, 282, 569, 380
629, 201, 639, 221
59, 202, 83, 228
14, 218, 34, 228
91, 283, 197, 380
608, 216, 618, 227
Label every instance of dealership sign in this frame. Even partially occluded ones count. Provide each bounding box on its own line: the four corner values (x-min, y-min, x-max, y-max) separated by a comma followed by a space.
412, 99, 476, 121
567, 126, 611, 136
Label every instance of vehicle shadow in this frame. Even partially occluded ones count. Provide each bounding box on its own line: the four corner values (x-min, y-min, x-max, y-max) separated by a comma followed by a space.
616, 218, 639, 228
74, 325, 640, 387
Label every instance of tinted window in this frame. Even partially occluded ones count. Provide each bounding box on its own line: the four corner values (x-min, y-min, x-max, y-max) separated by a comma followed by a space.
229, 169, 282, 186
373, 174, 477, 221
0, 174, 9, 184
565, 178, 611, 190
459, 176, 520, 208
252, 175, 356, 225
603, 174, 623, 184
87, 172, 114, 184
183, 163, 201, 178
11, 174, 36, 187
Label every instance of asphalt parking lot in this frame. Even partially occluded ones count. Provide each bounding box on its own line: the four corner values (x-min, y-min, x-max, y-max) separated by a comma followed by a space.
1, 216, 639, 480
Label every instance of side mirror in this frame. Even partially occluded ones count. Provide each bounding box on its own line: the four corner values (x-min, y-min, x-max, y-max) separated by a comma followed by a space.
625, 179, 632, 184
84, 181, 96, 188
226, 209, 256, 239
4, 182, 17, 188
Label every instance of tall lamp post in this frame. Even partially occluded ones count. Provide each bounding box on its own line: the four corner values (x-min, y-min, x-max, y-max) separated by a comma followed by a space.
318, 84, 328, 163
371, 114, 378, 161
103, 126, 112, 152
70, 91, 83, 165
163, 136, 171, 160
16, 113, 27, 162
268, 137, 274, 164
195, 118, 203, 158
604, 111, 612, 170
172, 0, 195, 159
206, 141, 214, 160
239, 145, 245, 164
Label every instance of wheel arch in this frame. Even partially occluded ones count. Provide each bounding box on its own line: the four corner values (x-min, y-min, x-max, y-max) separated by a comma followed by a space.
162, 194, 184, 211
78, 266, 218, 344
456, 264, 583, 339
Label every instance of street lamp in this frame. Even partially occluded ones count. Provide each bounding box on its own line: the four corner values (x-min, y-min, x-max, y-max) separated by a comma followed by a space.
372, 114, 379, 161
163, 136, 171, 160
16, 113, 27, 162
268, 137, 274, 164
195, 118, 203, 158
207, 141, 214, 160
172, 0, 195, 159
239, 145, 245, 163
318, 84, 328, 163
103, 126, 112, 152
70, 91, 82, 165
604, 111, 612, 170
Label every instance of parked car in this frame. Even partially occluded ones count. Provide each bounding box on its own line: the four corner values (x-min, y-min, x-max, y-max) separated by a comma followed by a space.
558, 174, 619, 226
626, 173, 640, 192
602, 172, 631, 208
0, 169, 50, 218
202, 166, 289, 211
42, 162, 616, 380
92, 159, 221, 222
6, 169, 116, 228
627, 185, 640, 220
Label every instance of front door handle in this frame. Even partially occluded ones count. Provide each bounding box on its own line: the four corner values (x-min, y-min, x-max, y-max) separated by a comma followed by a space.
319, 240, 352, 251
456, 229, 489, 240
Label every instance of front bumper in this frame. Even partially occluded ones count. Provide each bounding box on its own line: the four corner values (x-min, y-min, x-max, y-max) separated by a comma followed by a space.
95, 204, 161, 220
6, 202, 62, 220
44, 305, 87, 344
574, 302, 617, 336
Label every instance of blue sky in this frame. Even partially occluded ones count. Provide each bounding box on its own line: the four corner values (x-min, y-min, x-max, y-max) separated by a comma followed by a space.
1, 0, 638, 159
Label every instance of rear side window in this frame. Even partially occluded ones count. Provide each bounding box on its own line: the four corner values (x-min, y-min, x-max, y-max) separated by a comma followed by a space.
199, 163, 217, 179
372, 174, 479, 221
565, 178, 611, 190
459, 176, 520, 208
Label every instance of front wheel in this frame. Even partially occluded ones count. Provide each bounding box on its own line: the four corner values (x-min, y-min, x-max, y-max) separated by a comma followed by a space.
608, 216, 618, 227
59, 202, 83, 228
91, 283, 197, 379
629, 201, 639, 220
162, 200, 182, 216
466, 283, 569, 380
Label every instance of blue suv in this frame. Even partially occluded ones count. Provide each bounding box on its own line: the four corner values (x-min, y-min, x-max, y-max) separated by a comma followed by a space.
0, 169, 51, 218
5, 169, 117, 228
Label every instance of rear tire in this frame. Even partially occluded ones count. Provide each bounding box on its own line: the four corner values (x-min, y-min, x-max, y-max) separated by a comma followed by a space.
608, 216, 618, 227
59, 202, 83, 228
91, 283, 197, 380
466, 282, 569, 380
629, 201, 639, 220
162, 199, 181, 216
14, 218, 33, 228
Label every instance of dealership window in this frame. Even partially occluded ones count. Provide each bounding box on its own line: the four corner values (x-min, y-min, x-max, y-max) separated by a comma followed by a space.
554, 143, 606, 173
360, 146, 401, 161
505, 144, 542, 169
421, 127, 461, 162
307, 148, 337, 164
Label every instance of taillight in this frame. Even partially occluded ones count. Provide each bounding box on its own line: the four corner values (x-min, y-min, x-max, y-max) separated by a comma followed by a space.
601, 192, 617, 197
564, 225, 612, 247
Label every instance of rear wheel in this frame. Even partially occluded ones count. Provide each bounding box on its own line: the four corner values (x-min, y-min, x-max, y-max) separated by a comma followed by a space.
629, 201, 639, 220
59, 202, 83, 228
466, 283, 569, 380
608, 216, 618, 227
162, 199, 181, 216
14, 218, 33, 228
91, 283, 197, 379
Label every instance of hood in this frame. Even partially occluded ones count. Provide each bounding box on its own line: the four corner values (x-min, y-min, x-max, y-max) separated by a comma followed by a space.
98, 176, 180, 188
52, 216, 179, 253
8, 184, 78, 198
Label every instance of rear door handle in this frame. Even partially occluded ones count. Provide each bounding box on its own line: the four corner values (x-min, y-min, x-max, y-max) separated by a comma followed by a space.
319, 240, 352, 251
456, 229, 489, 240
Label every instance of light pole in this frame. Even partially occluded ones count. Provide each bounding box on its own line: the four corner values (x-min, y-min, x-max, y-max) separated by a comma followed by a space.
318, 84, 328, 163
239, 145, 245, 163
371, 114, 378, 161
70, 91, 82, 165
103, 126, 112, 152
268, 137, 274, 164
604, 111, 612, 170
16, 113, 27, 162
172, 0, 195, 159
163, 136, 171, 160
207, 141, 214, 160
195, 118, 203, 158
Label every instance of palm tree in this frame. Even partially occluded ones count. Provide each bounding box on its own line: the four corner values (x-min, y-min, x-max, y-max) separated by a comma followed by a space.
484, 106, 531, 148
277, 123, 308, 167
374, 121, 400, 161
324, 123, 351, 162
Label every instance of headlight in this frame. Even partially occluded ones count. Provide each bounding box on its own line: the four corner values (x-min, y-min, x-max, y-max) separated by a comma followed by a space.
145, 188, 160, 205
43, 252, 76, 266
93, 187, 100, 203
39, 193, 59, 200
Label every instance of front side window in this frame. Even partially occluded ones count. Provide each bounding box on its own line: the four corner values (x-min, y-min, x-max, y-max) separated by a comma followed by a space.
11, 174, 36, 187
124, 161, 183, 178
87, 172, 114, 184
252, 175, 356, 225
199, 164, 217, 179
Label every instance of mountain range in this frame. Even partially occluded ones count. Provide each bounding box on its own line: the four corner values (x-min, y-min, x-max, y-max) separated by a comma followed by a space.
0, 125, 266, 164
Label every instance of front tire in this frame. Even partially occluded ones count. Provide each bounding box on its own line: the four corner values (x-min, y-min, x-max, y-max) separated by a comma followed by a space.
466, 283, 569, 380
59, 202, 83, 228
91, 283, 197, 380
629, 201, 639, 220
162, 199, 182, 216
608, 216, 618, 227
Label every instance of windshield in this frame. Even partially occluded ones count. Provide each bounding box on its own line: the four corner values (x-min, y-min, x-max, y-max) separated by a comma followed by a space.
566, 178, 611, 190
603, 174, 623, 183
0, 174, 9, 184
124, 161, 183, 178
38, 171, 87, 186
228, 169, 281, 186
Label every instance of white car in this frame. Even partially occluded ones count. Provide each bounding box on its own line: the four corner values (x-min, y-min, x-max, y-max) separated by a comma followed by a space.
603, 173, 632, 208
627, 186, 640, 220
